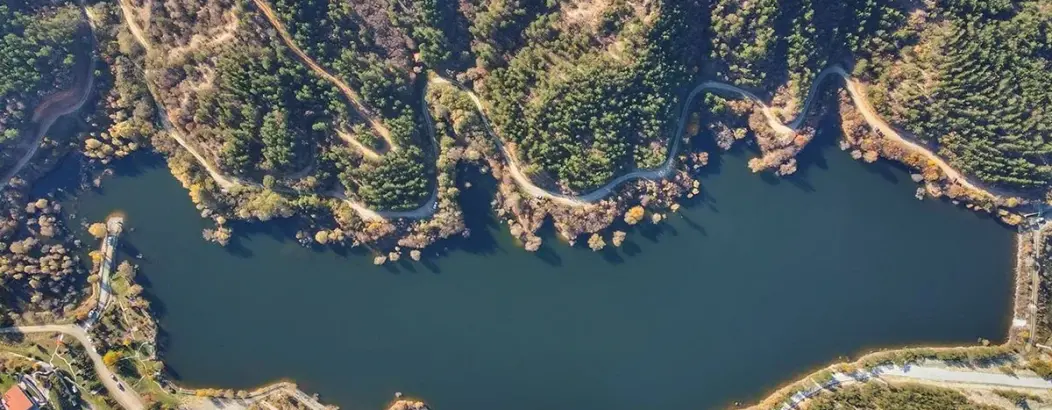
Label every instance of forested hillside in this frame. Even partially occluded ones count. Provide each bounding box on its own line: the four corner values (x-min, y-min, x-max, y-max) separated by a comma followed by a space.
118, 0, 1052, 199
5, 0, 1037, 253
709, 0, 908, 103
873, 0, 1052, 190
0, 0, 94, 316
133, 0, 438, 211
473, 0, 705, 192
0, 1, 90, 161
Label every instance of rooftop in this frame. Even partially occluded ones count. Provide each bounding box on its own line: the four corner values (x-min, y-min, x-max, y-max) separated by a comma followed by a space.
2, 385, 37, 410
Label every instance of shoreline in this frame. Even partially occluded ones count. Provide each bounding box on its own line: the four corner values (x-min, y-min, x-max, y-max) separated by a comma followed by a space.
1, 3, 1042, 410
107, 0, 1033, 256
743, 225, 1045, 410
132, 201, 1031, 410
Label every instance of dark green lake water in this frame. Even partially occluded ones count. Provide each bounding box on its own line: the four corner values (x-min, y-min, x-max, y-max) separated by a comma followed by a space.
39, 123, 1015, 410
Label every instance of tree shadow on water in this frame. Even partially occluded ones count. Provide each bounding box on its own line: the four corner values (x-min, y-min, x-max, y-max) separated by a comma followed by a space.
444, 165, 502, 256
534, 245, 562, 266
754, 101, 864, 193
679, 213, 708, 236
223, 228, 256, 258
529, 221, 563, 267
223, 218, 304, 258
420, 257, 442, 273
620, 240, 642, 256
110, 151, 167, 179
860, 159, 902, 184
600, 247, 625, 264
118, 240, 147, 262
397, 258, 419, 273
379, 263, 402, 274
637, 220, 677, 242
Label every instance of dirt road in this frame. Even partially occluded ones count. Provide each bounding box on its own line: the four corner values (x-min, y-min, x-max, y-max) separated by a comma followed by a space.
0, 4, 96, 190
249, 0, 396, 151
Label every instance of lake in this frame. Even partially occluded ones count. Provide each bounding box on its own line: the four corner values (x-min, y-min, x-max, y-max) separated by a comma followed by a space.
39, 118, 1015, 410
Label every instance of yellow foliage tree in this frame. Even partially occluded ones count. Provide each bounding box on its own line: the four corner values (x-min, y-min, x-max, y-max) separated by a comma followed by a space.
102, 350, 121, 367
314, 230, 330, 244
624, 206, 645, 225
108, 120, 137, 140
88, 222, 107, 239
747, 157, 767, 173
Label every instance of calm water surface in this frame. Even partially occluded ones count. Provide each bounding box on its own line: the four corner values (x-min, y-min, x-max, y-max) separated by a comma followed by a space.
41, 123, 1015, 410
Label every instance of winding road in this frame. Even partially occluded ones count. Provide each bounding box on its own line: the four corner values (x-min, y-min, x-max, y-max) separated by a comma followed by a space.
0, 2, 97, 191
113, 0, 1004, 223
430, 65, 1001, 205
0, 325, 145, 410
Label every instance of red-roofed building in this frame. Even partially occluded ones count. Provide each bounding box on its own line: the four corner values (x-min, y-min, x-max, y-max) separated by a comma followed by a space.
2, 385, 38, 410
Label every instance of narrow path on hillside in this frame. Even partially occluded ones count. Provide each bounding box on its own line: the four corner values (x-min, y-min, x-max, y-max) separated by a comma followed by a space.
117, 0, 151, 53
248, 0, 396, 153
0, 3, 97, 190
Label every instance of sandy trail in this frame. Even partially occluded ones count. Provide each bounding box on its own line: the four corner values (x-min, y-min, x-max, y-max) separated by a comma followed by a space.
118, 0, 152, 53
250, 0, 397, 152
337, 131, 382, 160
166, 16, 238, 62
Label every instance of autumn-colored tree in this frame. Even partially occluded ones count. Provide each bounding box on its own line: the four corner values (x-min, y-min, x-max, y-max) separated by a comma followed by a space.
624, 206, 645, 225
611, 231, 627, 247
314, 230, 329, 244
116, 261, 135, 278
587, 234, 606, 251
102, 350, 122, 367
88, 222, 107, 239
747, 157, 767, 173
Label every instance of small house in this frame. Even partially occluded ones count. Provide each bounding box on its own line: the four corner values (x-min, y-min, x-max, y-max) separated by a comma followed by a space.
1, 384, 39, 410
